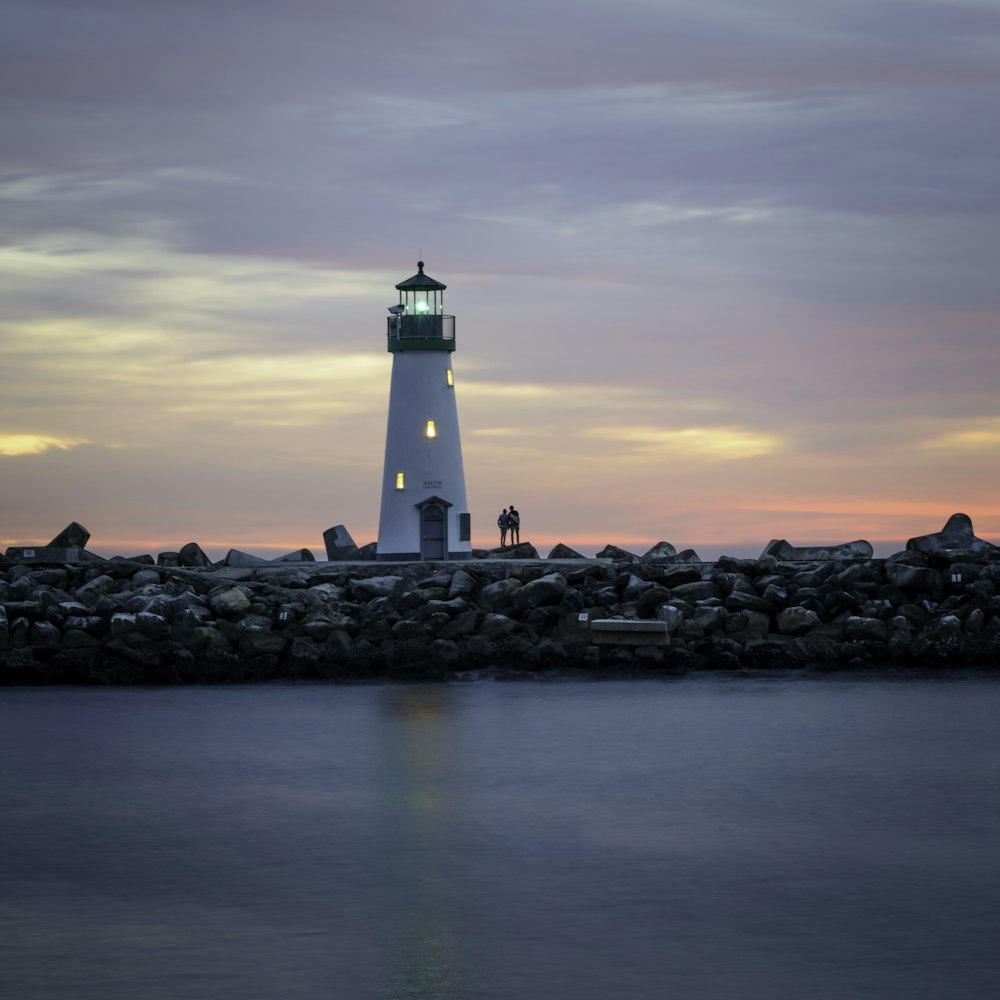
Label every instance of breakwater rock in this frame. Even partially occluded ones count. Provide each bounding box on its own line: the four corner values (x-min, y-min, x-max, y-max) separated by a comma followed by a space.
3, 544, 1000, 684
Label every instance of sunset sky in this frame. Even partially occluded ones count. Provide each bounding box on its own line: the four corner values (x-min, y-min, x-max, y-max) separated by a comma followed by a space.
3, 0, 999, 560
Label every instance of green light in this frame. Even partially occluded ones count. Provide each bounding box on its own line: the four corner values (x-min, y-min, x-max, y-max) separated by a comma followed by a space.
415, 300, 429, 313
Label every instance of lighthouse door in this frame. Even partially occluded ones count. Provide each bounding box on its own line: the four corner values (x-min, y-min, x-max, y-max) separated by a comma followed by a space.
420, 503, 447, 560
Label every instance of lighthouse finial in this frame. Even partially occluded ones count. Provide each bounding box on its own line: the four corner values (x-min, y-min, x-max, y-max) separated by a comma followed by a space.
417, 259, 424, 273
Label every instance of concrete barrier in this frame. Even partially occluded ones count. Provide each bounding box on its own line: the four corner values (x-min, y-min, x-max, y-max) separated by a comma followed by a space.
585, 615, 670, 647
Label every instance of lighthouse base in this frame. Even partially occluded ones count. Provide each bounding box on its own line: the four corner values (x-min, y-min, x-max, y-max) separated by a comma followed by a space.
376, 550, 473, 562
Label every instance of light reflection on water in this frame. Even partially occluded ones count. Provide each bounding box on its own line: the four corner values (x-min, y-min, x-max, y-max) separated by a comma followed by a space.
1, 675, 999, 1000
377, 687, 479, 999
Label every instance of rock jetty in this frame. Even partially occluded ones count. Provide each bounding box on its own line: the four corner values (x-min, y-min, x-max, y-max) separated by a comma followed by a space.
2, 514, 999, 684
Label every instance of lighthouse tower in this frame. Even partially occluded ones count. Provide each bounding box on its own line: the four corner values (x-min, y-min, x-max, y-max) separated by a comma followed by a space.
377, 262, 471, 561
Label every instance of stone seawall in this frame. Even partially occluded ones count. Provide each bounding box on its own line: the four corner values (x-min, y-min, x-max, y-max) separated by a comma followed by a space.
3, 545, 1000, 684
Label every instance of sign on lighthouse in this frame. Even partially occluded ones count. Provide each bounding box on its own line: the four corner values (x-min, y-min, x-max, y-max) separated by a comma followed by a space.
376, 262, 472, 561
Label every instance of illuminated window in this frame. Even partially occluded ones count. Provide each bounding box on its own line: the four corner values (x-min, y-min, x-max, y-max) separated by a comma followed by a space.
425, 420, 437, 439
395, 472, 405, 490
446, 369, 454, 387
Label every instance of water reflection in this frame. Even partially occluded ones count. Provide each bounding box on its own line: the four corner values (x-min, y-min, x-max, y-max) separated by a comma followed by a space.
3, 679, 999, 1000
377, 687, 478, 999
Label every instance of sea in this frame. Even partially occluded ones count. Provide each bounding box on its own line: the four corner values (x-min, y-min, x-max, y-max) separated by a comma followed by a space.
1, 674, 998, 1000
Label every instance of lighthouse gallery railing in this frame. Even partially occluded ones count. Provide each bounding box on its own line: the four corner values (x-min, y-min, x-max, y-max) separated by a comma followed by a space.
387, 315, 455, 342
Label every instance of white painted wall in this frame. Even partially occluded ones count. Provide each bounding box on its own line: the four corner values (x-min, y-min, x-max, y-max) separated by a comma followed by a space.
377, 349, 470, 559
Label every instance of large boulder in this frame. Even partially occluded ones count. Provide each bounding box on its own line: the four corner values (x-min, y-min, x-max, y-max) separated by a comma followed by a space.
641, 542, 677, 561
656, 604, 687, 634
75, 575, 116, 607
223, 549, 271, 567
478, 613, 519, 639
448, 569, 477, 599
123, 554, 156, 565
760, 583, 790, 610
349, 575, 404, 601
724, 610, 771, 640
478, 543, 540, 560
906, 513, 998, 557
547, 543, 586, 559
884, 561, 940, 597
911, 615, 965, 663
299, 612, 359, 639
661, 565, 703, 589
49, 522, 91, 548
30, 621, 61, 650
670, 580, 723, 603
392, 619, 428, 641
622, 574, 657, 600
682, 605, 727, 637
283, 637, 324, 675
510, 573, 568, 613
761, 539, 873, 561
479, 578, 522, 612
596, 544, 640, 562
179, 542, 212, 568
636, 586, 672, 619
324, 525, 359, 561
844, 616, 887, 643
672, 549, 702, 563
723, 591, 772, 614
776, 607, 821, 636
237, 629, 287, 658
132, 568, 161, 587
438, 609, 479, 639
309, 582, 346, 603
271, 549, 316, 563
210, 587, 252, 617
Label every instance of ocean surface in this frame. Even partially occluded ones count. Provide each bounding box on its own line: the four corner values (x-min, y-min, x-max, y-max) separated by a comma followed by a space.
1, 675, 998, 1000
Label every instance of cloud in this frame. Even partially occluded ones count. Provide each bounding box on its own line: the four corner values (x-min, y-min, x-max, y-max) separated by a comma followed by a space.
1, 0, 998, 555
0, 434, 85, 457
919, 422, 1000, 453
587, 425, 784, 460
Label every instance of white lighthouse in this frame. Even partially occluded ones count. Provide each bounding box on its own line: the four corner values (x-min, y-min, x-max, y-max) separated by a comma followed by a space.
376, 262, 471, 561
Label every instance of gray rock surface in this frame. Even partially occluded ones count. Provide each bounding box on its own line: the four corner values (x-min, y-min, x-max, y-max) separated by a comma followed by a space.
596, 544, 639, 562
324, 525, 359, 561
641, 542, 677, 561
762, 539, 873, 561
3, 540, 1000, 684
272, 549, 316, 563
907, 513, 999, 557
223, 550, 271, 568
49, 523, 91, 549
476, 543, 540, 560
547, 543, 586, 559
210, 587, 252, 617
179, 543, 212, 568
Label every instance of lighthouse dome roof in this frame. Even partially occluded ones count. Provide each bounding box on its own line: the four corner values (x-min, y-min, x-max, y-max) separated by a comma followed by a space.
395, 260, 447, 291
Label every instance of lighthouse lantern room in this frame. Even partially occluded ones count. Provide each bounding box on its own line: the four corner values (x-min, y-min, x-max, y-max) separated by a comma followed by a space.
377, 262, 471, 561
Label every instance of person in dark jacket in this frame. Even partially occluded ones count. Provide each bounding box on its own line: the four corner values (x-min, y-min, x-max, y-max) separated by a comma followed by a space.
507, 504, 520, 545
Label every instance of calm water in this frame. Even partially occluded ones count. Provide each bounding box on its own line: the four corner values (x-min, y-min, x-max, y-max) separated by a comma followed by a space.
1, 676, 999, 1000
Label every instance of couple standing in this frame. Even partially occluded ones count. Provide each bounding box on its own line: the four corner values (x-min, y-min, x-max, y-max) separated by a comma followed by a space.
497, 505, 520, 547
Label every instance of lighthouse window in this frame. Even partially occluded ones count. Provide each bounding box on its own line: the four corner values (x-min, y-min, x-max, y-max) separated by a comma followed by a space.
415, 300, 429, 313
395, 472, 405, 491
425, 420, 437, 439
446, 369, 454, 387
